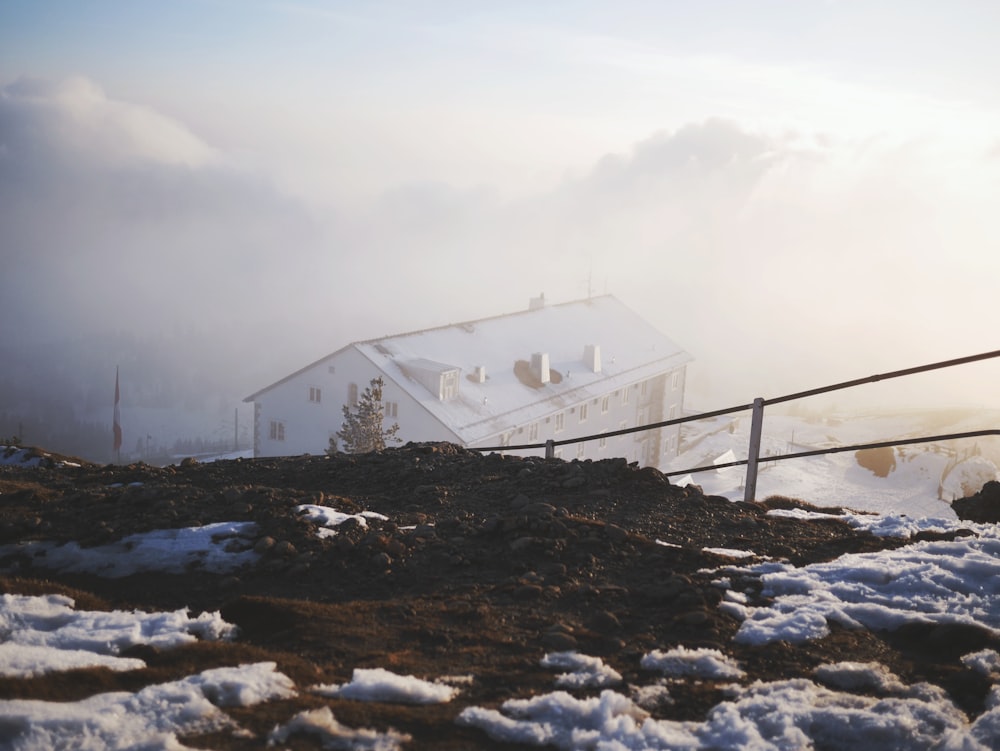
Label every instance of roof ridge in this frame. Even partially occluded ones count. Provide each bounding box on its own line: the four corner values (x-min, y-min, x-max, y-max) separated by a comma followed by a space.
356, 294, 616, 346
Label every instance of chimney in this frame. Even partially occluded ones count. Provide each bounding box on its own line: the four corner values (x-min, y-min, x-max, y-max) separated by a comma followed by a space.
583, 344, 601, 373
473, 365, 487, 383
529, 292, 546, 311
531, 352, 550, 384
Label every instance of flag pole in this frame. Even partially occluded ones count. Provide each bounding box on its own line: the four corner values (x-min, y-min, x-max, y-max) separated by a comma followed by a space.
113, 366, 122, 464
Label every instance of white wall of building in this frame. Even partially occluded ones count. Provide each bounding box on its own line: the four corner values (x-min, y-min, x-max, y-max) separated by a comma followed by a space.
252, 347, 462, 458
470, 365, 687, 466
253, 352, 687, 467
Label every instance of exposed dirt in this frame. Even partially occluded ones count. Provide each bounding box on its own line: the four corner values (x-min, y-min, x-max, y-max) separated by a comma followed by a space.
1, 443, 996, 748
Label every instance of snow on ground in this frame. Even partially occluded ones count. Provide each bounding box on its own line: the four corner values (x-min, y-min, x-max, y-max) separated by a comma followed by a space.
7, 454, 1000, 746
2, 662, 296, 751
664, 410, 1000, 517
640, 647, 745, 680
269, 707, 412, 750
0, 521, 259, 577
0, 446, 80, 468
540, 652, 623, 689
0, 593, 236, 678
295, 504, 389, 538
718, 519, 1000, 646
311, 667, 460, 704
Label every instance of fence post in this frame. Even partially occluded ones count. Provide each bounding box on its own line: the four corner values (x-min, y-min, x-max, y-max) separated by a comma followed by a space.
545, 439, 555, 459
744, 398, 765, 502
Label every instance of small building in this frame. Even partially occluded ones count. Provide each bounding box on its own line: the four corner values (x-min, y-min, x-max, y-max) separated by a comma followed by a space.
243, 294, 692, 466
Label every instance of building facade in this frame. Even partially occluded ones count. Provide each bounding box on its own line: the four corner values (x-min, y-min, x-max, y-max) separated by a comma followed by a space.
243, 295, 692, 467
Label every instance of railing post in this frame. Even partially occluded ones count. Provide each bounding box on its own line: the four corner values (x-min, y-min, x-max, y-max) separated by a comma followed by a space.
744, 398, 765, 502
545, 439, 555, 459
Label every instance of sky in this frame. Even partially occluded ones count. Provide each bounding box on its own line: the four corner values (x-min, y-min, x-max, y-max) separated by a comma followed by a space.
4, 454, 1000, 748
3, 0, 1000, 416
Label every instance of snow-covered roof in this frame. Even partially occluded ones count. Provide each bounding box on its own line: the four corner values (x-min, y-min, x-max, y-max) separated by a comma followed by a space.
356, 295, 691, 444
245, 295, 691, 444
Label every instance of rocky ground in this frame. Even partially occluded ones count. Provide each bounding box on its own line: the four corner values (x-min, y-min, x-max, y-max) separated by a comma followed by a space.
1, 442, 996, 749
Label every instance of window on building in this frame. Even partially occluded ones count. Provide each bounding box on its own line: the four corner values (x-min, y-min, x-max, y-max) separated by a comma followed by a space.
328, 365, 336, 374
672, 371, 681, 390
599, 433, 608, 450
529, 422, 539, 441
309, 386, 321, 403
640, 380, 648, 397
622, 388, 630, 406
576, 443, 585, 459
269, 420, 285, 441
579, 403, 588, 423
348, 382, 358, 405
385, 401, 398, 418
668, 403, 678, 419
601, 395, 610, 414
554, 412, 565, 433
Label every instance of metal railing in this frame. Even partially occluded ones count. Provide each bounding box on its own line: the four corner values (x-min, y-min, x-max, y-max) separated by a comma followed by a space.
473, 348, 1000, 501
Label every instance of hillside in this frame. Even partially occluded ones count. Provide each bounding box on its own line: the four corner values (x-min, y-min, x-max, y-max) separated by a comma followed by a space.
2, 443, 1000, 749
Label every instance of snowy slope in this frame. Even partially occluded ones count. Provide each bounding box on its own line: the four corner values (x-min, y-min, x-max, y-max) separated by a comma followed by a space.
662, 409, 1000, 518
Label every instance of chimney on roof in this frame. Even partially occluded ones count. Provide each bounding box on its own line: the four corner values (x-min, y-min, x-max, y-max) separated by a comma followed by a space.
583, 344, 601, 373
529, 292, 546, 311
473, 365, 487, 383
531, 352, 551, 384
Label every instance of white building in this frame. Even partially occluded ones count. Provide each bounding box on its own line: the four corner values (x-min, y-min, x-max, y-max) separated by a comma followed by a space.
243, 295, 692, 466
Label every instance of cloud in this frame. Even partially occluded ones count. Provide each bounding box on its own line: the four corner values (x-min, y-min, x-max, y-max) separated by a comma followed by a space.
2, 76, 216, 168
0, 76, 329, 337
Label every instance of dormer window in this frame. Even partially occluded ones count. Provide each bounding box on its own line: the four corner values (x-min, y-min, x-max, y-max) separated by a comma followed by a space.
400, 358, 461, 401
442, 371, 458, 400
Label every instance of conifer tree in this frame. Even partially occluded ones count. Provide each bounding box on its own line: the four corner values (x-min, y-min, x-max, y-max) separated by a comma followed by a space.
330, 376, 400, 454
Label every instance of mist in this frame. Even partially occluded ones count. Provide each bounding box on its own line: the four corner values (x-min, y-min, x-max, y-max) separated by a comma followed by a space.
3, 3, 1000, 461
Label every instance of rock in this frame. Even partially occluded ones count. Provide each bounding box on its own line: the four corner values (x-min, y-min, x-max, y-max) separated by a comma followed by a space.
589, 610, 622, 634
953, 480, 1000, 523
605, 524, 629, 542
254, 536, 276, 554
274, 540, 297, 557
542, 631, 578, 651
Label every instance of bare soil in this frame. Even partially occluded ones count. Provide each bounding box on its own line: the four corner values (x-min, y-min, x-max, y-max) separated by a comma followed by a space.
1, 443, 996, 748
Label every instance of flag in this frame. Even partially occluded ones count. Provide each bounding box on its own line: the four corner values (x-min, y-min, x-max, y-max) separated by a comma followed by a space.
113, 366, 122, 453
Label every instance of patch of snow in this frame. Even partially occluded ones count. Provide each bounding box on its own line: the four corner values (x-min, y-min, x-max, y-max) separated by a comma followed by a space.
962, 650, 1000, 679
0, 593, 236, 677
458, 677, 982, 750
640, 646, 745, 680
724, 525, 1000, 645
541, 652, 623, 689
0, 662, 295, 750
269, 706, 411, 750
311, 667, 459, 704
0, 521, 259, 577
295, 505, 388, 537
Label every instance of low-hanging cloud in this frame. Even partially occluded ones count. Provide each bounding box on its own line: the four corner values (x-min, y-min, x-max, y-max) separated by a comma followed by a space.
3, 74, 999, 461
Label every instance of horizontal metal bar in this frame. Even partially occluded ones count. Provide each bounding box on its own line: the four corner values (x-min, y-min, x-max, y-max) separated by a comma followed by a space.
472, 348, 1000, 459
765, 349, 1000, 406
663, 429, 1000, 478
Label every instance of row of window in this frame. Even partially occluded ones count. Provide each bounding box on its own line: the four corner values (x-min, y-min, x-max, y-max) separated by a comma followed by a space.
305, 384, 398, 413
307, 371, 681, 410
